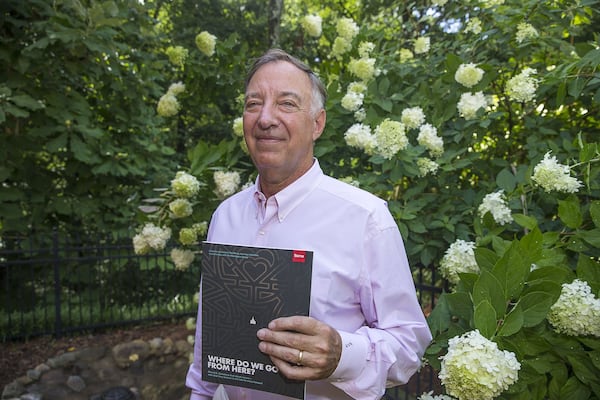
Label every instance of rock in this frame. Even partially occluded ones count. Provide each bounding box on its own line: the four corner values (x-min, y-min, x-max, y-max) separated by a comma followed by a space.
111, 340, 150, 369
20, 393, 43, 400
46, 351, 77, 368
66, 375, 86, 392
1, 380, 23, 399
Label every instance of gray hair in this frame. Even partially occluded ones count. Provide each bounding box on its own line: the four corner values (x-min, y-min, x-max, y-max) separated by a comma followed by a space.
245, 48, 327, 116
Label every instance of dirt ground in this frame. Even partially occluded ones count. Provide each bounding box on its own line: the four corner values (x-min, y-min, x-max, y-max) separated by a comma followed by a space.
0, 319, 190, 390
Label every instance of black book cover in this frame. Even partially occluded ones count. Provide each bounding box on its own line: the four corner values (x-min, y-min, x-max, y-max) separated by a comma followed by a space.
201, 242, 313, 399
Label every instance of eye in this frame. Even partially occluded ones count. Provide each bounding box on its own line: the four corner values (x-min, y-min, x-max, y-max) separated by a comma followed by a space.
245, 101, 261, 111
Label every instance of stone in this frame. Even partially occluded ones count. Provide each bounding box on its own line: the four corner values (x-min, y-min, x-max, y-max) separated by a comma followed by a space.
99, 386, 135, 400
20, 393, 43, 400
111, 340, 150, 369
1, 380, 23, 399
66, 375, 86, 392
46, 351, 77, 368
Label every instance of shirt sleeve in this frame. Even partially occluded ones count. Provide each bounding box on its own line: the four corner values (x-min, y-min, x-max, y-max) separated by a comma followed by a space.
328, 211, 432, 399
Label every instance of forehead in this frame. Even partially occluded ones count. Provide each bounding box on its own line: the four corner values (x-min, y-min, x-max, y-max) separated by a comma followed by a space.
246, 61, 312, 98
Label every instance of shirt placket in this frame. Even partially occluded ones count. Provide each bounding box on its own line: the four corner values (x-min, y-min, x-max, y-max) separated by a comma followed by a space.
254, 196, 279, 246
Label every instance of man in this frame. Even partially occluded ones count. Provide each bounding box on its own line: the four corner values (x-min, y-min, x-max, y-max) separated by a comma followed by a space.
186, 49, 432, 400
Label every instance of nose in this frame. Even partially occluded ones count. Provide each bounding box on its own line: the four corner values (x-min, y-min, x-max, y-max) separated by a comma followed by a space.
257, 103, 278, 130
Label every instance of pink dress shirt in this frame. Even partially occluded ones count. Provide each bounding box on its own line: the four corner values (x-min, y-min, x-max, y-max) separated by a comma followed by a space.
186, 160, 432, 400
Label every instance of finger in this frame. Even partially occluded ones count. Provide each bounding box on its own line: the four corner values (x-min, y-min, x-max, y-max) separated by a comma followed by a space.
258, 339, 305, 366
268, 315, 317, 334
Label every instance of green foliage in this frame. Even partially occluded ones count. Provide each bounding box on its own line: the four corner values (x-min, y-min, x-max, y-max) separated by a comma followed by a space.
0, 0, 177, 235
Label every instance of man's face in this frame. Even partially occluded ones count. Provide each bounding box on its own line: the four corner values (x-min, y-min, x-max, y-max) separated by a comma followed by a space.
243, 61, 325, 193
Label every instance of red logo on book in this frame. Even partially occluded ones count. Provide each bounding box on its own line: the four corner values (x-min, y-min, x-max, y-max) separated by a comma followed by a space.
292, 250, 306, 263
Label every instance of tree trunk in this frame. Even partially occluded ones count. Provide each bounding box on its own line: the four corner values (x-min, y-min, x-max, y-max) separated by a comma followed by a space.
268, 0, 283, 47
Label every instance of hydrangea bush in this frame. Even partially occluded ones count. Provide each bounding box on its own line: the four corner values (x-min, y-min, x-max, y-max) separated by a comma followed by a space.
134, 1, 600, 398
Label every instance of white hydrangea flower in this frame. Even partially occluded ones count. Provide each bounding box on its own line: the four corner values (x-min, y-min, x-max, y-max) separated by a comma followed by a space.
301, 14, 322, 38
401, 106, 426, 129
169, 198, 193, 219
341, 91, 364, 112
478, 190, 513, 225
516, 22, 539, 43
358, 41, 375, 57
348, 81, 367, 94
331, 36, 352, 58
171, 247, 195, 271
354, 108, 366, 122
167, 81, 186, 96
349, 57, 377, 82
336, 17, 359, 40
185, 317, 196, 330
178, 227, 198, 246
165, 46, 188, 68
455, 63, 484, 88
506, 68, 538, 103
440, 330, 521, 400
417, 123, 444, 157
464, 17, 482, 34
457, 91, 488, 120
417, 158, 439, 177
171, 171, 201, 198
418, 391, 455, 400
547, 279, 600, 337
132, 223, 172, 254
532, 152, 582, 193
374, 119, 408, 159
214, 170, 241, 198
232, 116, 244, 137
344, 123, 376, 154
399, 48, 414, 63
440, 239, 479, 285
414, 36, 430, 54
192, 221, 208, 237
157, 93, 180, 117
195, 31, 217, 57
480, 0, 505, 6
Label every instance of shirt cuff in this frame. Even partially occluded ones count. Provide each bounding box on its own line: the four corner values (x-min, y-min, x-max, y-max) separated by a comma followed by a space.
328, 330, 369, 382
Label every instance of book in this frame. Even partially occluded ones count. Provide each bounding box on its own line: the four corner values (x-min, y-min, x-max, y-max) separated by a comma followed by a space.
201, 242, 313, 399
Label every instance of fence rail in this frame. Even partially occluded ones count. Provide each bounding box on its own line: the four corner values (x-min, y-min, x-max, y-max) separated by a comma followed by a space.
1, 230, 443, 397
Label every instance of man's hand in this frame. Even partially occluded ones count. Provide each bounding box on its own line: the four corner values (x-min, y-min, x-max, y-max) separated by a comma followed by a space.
256, 316, 342, 381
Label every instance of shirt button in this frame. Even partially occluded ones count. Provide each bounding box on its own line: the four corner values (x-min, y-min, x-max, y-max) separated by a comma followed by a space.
259, 230, 265, 235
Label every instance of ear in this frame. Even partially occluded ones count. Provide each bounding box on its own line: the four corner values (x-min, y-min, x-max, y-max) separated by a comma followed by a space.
312, 109, 326, 141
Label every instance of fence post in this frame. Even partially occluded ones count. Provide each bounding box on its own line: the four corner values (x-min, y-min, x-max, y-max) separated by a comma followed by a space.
53, 229, 62, 338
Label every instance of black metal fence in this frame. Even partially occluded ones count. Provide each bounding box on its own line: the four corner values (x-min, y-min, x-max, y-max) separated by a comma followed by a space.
1, 230, 443, 397
1, 230, 201, 341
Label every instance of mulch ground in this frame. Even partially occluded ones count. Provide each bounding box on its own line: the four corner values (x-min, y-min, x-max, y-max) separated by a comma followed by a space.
0, 319, 190, 389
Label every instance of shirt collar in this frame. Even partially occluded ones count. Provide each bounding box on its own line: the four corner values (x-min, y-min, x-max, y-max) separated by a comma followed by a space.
252, 159, 323, 222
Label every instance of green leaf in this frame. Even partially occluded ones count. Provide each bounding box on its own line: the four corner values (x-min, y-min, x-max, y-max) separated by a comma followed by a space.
474, 300, 497, 338
445, 291, 474, 322
558, 195, 583, 229
518, 291, 556, 327
496, 168, 517, 192
558, 377, 591, 400
426, 293, 452, 335
497, 303, 523, 336
567, 354, 600, 385
590, 201, 600, 228
11, 94, 44, 110
576, 228, 600, 247
513, 213, 538, 230
492, 241, 530, 302
577, 256, 600, 292
473, 269, 506, 316
474, 247, 499, 270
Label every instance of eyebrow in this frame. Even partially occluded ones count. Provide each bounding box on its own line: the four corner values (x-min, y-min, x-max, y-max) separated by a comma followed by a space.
245, 91, 303, 103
